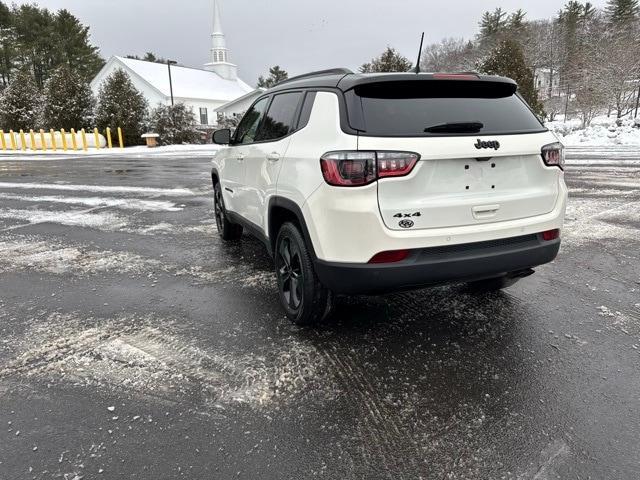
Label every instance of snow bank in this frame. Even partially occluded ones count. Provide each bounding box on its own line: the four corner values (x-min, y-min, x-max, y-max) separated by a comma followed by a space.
547, 116, 640, 147
0, 143, 221, 158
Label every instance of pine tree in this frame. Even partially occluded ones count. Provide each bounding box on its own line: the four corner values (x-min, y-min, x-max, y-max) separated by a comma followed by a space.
2, 4, 103, 88
479, 38, 545, 116
360, 47, 412, 73
52, 9, 104, 80
125, 52, 168, 64
0, 1, 13, 86
606, 0, 640, 25
479, 8, 509, 39
257, 66, 288, 88
95, 69, 148, 146
0, 68, 41, 130
149, 103, 200, 145
41, 64, 94, 129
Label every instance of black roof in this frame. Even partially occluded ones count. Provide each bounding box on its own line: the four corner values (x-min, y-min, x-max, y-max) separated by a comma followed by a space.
267, 69, 517, 94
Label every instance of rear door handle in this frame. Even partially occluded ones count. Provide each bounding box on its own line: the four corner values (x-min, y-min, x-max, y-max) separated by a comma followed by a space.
266, 152, 280, 162
237, 154, 245, 162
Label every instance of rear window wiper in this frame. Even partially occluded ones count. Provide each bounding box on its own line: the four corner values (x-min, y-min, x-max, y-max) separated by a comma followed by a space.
424, 122, 484, 133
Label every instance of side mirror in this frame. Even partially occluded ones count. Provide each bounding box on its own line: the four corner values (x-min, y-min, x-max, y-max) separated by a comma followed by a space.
212, 129, 231, 145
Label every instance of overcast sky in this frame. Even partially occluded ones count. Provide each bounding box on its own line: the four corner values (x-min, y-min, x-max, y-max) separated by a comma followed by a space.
13, 0, 609, 85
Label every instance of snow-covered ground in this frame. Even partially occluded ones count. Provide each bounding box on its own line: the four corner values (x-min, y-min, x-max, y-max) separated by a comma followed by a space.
548, 115, 640, 147
0, 143, 221, 159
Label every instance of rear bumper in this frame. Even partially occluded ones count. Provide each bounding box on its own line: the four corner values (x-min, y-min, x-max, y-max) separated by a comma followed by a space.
314, 234, 560, 294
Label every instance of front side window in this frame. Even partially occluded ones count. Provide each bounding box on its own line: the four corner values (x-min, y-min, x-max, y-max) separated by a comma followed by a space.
199, 107, 208, 125
233, 97, 269, 145
255, 92, 303, 142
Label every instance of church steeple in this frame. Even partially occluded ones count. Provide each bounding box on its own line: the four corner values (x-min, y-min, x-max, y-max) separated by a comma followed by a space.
210, 0, 227, 64
203, 0, 238, 80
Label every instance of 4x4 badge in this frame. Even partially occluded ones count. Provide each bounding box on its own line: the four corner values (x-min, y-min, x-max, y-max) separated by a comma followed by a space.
398, 219, 414, 229
475, 139, 500, 150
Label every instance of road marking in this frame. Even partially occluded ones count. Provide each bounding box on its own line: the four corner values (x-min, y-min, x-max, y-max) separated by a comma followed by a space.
0, 181, 194, 196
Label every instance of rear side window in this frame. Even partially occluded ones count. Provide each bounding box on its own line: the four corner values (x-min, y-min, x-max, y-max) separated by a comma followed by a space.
347, 81, 545, 137
256, 92, 303, 142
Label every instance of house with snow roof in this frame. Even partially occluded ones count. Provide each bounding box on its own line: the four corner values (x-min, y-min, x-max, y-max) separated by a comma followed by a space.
90, 0, 255, 128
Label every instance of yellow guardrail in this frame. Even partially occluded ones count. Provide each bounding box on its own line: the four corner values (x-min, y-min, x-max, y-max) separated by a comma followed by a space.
0, 127, 126, 152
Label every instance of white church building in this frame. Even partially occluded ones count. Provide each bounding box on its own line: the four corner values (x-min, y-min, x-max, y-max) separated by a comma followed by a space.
90, 0, 254, 127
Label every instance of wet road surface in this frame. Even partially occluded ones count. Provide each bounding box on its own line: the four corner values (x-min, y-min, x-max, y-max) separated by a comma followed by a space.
0, 148, 639, 479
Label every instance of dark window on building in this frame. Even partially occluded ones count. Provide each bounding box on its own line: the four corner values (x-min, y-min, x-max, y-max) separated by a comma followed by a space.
255, 92, 303, 142
199, 107, 208, 125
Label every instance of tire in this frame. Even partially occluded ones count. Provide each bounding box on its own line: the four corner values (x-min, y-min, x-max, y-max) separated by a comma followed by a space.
275, 222, 334, 325
213, 182, 243, 241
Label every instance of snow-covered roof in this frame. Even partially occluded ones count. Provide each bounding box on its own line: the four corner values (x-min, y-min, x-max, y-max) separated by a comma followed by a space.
215, 88, 265, 112
113, 56, 252, 102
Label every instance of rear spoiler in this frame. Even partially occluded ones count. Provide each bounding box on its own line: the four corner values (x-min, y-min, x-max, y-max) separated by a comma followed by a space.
337, 72, 518, 94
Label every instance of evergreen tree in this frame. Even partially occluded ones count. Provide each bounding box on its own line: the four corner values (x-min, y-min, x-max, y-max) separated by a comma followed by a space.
95, 69, 148, 146
479, 8, 509, 39
149, 103, 200, 145
606, 0, 640, 25
0, 1, 13, 86
125, 52, 168, 64
0, 68, 41, 130
479, 38, 545, 116
1, 4, 103, 88
478, 8, 529, 48
257, 66, 288, 88
52, 9, 104, 80
360, 47, 412, 73
41, 64, 94, 129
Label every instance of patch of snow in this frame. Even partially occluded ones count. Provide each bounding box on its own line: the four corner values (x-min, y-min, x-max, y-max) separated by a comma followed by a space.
563, 197, 640, 247
549, 116, 640, 147
0, 193, 183, 212
0, 238, 161, 275
0, 144, 221, 159
134, 222, 215, 236
0, 181, 194, 196
0, 208, 127, 231
0, 313, 334, 409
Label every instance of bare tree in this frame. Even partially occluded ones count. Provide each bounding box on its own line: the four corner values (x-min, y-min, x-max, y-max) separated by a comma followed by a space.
420, 38, 478, 72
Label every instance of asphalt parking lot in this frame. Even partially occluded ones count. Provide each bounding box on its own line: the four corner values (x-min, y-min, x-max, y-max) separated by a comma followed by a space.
0, 148, 639, 479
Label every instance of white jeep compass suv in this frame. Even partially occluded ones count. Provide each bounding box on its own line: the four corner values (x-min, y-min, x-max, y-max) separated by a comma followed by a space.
211, 69, 567, 325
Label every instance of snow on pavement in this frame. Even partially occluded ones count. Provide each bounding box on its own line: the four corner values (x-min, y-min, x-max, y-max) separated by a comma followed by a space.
0, 312, 333, 409
0, 181, 194, 196
0, 192, 183, 212
0, 237, 161, 275
0, 208, 128, 231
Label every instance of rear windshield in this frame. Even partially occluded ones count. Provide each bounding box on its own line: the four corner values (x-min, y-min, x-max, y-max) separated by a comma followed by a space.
347, 81, 545, 137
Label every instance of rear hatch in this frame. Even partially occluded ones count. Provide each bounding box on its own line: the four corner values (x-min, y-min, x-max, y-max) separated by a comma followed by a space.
347, 77, 559, 231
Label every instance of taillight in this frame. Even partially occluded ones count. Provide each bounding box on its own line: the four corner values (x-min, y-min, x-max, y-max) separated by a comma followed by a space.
377, 152, 419, 178
320, 151, 419, 187
541, 229, 560, 241
368, 249, 410, 264
541, 142, 565, 170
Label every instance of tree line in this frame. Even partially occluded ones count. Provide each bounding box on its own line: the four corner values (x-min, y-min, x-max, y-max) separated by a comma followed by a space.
0, 66, 199, 146
420, 0, 640, 125
260, 0, 639, 126
0, 1, 103, 88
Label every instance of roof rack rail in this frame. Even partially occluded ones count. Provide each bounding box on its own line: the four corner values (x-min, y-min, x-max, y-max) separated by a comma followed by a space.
275, 68, 354, 87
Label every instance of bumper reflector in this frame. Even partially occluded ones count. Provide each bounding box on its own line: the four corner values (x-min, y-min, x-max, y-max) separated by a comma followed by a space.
541, 229, 560, 241
368, 249, 410, 264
